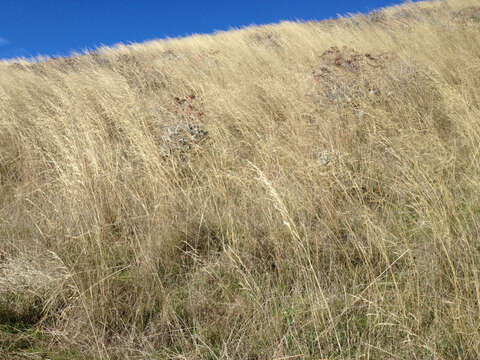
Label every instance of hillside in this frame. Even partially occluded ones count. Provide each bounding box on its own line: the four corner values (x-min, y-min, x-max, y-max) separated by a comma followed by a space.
1, 0, 480, 358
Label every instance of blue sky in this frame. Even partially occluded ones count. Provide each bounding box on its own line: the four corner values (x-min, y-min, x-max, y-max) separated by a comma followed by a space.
0, 0, 410, 60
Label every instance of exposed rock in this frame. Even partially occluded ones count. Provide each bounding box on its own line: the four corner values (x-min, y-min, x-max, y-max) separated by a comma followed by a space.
453, 6, 480, 23
249, 30, 281, 49
365, 10, 387, 24
312, 148, 343, 166
159, 121, 209, 159
161, 50, 180, 61
311, 46, 391, 108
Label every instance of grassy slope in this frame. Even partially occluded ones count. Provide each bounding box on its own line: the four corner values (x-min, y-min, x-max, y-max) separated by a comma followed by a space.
1, 0, 480, 358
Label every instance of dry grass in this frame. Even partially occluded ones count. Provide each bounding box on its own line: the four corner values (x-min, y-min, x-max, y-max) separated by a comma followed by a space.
1, 0, 480, 358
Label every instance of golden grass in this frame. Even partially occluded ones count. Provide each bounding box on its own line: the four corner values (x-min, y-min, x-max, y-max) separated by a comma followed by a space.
1, 0, 480, 358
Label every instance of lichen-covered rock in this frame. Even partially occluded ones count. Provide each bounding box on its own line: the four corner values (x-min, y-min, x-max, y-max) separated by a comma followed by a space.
311, 46, 392, 108
312, 148, 343, 166
159, 121, 209, 159
453, 6, 480, 23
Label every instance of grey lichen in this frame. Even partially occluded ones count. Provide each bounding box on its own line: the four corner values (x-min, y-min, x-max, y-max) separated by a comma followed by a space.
159, 121, 209, 159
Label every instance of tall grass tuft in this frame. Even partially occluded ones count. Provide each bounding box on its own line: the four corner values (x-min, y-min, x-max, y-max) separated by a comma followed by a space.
1, 0, 480, 358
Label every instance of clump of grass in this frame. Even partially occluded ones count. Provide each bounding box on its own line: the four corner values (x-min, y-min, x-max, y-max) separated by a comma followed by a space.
0, 251, 69, 324
1, 0, 480, 358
